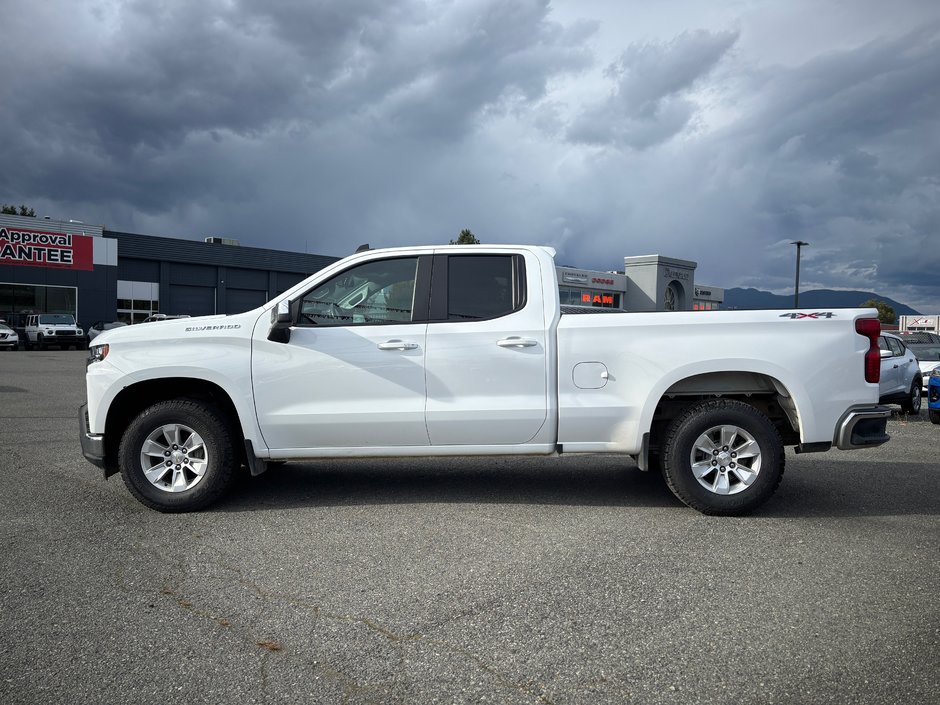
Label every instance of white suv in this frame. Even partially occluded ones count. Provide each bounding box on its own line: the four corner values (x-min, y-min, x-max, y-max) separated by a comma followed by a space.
25, 313, 87, 350
878, 332, 922, 413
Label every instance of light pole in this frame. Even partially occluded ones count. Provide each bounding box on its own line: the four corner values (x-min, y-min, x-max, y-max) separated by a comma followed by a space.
791, 240, 809, 308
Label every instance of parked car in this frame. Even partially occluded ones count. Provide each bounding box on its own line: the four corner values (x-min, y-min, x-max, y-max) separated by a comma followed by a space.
878, 332, 922, 413
81, 243, 891, 515
906, 342, 940, 390
1, 312, 29, 346
87, 321, 128, 342
25, 313, 87, 350
0, 322, 19, 350
897, 330, 940, 344
928, 369, 940, 424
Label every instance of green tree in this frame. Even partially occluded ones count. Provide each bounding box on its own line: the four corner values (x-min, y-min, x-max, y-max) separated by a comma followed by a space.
861, 299, 896, 325
450, 228, 480, 245
2, 204, 36, 217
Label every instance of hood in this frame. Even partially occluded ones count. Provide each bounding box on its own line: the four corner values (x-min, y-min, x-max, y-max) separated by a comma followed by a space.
93, 312, 255, 346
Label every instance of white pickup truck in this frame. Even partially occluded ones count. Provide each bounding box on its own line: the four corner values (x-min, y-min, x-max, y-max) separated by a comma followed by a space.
80, 244, 890, 515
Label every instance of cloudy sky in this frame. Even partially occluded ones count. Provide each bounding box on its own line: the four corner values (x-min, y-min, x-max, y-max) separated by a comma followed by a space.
2, 0, 939, 311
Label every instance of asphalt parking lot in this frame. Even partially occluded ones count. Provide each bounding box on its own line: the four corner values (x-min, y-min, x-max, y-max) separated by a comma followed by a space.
1, 351, 938, 705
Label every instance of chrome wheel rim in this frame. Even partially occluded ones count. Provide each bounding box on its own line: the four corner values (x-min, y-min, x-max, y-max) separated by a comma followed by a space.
690, 424, 762, 495
140, 423, 208, 493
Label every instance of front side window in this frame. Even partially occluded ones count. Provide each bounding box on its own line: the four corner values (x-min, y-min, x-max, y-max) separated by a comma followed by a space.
299, 257, 419, 327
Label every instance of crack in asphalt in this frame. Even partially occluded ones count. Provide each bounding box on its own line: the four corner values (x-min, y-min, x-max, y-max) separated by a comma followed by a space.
129, 541, 557, 704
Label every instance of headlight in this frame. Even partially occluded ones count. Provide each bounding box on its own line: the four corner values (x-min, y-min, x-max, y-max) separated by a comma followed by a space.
87, 344, 110, 365
931, 367, 940, 378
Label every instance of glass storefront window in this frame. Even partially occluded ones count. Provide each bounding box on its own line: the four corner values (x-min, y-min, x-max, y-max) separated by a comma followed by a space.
0, 283, 77, 317
117, 280, 159, 323
558, 287, 621, 309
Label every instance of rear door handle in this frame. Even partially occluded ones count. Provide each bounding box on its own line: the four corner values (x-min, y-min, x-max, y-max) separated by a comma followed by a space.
497, 337, 538, 348
377, 340, 418, 350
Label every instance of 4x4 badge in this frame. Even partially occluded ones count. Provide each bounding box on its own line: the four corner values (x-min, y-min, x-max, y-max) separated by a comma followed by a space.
779, 312, 836, 319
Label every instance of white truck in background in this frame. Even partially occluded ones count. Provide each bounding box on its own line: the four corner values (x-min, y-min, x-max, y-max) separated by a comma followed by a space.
80, 244, 890, 515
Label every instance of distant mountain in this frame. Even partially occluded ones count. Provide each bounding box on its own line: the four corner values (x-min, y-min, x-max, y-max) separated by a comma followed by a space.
723, 288, 920, 317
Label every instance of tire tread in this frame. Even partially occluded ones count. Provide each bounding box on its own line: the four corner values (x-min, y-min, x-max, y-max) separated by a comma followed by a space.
118, 399, 236, 513
661, 399, 785, 516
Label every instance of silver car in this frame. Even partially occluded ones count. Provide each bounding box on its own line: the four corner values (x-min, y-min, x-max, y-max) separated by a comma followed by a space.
906, 342, 940, 389
0, 322, 19, 350
87, 321, 128, 342
878, 332, 922, 413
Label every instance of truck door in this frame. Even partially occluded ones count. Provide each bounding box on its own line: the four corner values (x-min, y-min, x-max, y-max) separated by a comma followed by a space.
252, 255, 431, 451
424, 252, 550, 445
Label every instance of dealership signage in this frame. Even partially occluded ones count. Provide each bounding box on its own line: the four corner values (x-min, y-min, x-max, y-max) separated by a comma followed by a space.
0, 226, 94, 271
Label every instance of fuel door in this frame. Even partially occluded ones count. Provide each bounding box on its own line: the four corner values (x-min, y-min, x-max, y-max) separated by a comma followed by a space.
572, 362, 609, 389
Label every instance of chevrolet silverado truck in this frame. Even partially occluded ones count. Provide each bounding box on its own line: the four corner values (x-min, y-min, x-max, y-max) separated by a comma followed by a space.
80, 244, 890, 515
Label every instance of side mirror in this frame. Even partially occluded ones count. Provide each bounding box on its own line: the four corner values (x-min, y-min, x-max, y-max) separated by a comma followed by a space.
879, 349, 891, 359
267, 300, 293, 343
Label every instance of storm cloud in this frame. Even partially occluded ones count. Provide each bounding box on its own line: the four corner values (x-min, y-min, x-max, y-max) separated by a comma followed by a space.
1, 0, 938, 311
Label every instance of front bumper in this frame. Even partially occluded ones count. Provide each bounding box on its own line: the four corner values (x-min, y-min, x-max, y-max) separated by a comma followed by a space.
835, 405, 891, 450
929, 379, 940, 409
79, 403, 107, 471
46, 334, 86, 346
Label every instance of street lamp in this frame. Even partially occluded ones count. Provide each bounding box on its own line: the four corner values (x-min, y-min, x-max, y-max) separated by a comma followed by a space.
791, 240, 809, 308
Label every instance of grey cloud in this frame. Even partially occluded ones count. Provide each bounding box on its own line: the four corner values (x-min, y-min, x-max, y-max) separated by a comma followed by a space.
2, 2, 939, 313
0, 0, 594, 209
567, 29, 739, 149
731, 25, 940, 304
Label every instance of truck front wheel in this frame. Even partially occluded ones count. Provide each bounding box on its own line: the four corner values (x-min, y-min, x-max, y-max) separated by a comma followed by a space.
118, 400, 237, 512
661, 399, 785, 516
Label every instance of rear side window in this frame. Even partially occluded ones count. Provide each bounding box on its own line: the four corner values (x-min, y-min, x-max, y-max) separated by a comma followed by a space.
880, 336, 904, 356
447, 255, 523, 321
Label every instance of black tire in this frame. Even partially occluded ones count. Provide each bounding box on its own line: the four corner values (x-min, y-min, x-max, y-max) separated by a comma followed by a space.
118, 399, 237, 512
37, 335, 45, 351
661, 399, 785, 516
929, 410, 940, 425
900, 378, 922, 414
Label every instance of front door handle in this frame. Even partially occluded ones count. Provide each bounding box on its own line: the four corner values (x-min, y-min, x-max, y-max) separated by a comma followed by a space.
497, 337, 538, 348
377, 339, 418, 351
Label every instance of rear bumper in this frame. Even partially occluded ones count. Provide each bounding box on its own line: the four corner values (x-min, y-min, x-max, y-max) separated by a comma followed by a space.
79, 403, 107, 470
835, 405, 891, 450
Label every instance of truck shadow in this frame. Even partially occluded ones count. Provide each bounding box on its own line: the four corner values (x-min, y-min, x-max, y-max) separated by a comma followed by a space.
219, 455, 681, 511
215, 455, 940, 518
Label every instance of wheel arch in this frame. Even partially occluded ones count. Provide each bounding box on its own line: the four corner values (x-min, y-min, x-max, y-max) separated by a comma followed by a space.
648, 370, 804, 451
104, 377, 246, 471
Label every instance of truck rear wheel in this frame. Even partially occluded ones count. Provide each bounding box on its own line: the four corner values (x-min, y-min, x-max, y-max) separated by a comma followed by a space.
661, 399, 785, 516
118, 399, 237, 512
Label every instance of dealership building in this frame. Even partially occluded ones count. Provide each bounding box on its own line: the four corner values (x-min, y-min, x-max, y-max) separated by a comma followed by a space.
1, 213, 723, 333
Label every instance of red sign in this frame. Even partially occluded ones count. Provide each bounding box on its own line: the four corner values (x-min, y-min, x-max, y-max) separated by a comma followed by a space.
582, 293, 614, 305
0, 226, 94, 271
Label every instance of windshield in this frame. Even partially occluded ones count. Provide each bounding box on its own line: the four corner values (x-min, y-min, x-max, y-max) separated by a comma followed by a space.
38, 314, 76, 325
909, 344, 940, 361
